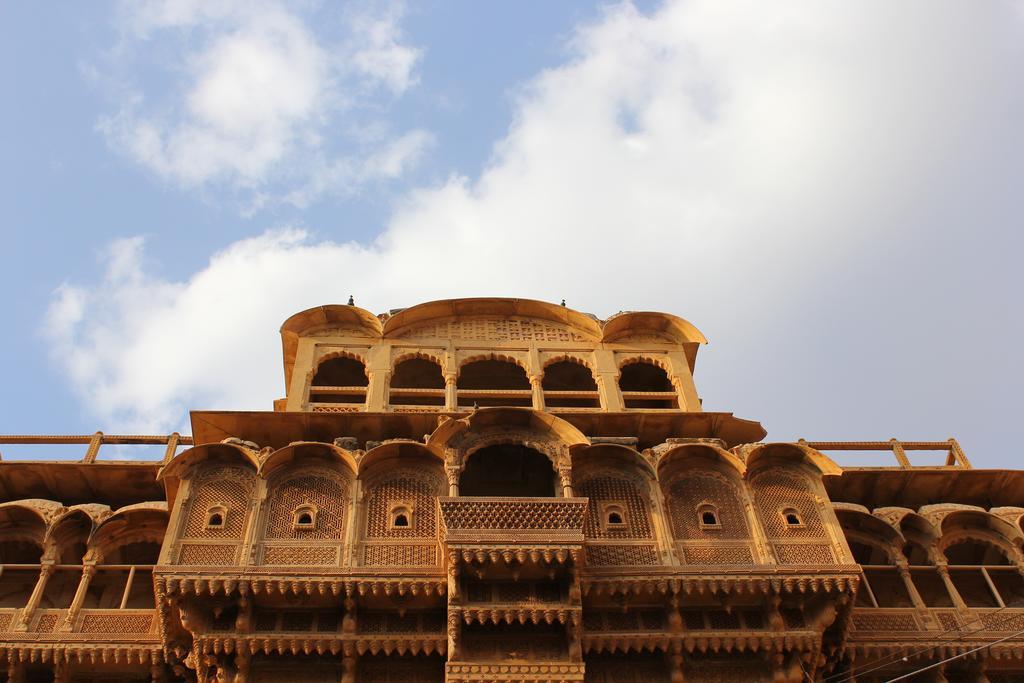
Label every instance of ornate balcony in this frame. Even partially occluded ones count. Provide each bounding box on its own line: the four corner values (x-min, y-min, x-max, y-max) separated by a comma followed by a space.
439, 498, 588, 564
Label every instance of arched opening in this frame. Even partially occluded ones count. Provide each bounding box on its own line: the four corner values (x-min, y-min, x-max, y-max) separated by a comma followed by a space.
207, 507, 226, 529
457, 359, 531, 408
783, 509, 803, 527
944, 539, 1010, 566
389, 358, 445, 407
310, 355, 368, 405
848, 540, 891, 566
903, 541, 930, 565
0, 540, 43, 608
699, 505, 720, 528
618, 361, 677, 409
293, 506, 317, 529
86, 540, 161, 610
391, 506, 411, 528
944, 538, 1012, 608
459, 444, 555, 497
542, 360, 599, 408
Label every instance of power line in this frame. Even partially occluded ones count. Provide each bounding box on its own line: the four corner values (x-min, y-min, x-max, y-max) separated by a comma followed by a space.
883, 626, 1024, 682
825, 606, 1021, 683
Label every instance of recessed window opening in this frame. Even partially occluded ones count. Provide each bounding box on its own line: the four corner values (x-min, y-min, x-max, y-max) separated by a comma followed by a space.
619, 361, 677, 409
459, 444, 555, 497
697, 503, 721, 529
389, 358, 445, 406
389, 504, 413, 529
206, 506, 227, 529
293, 506, 317, 530
603, 505, 627, 530
310, 356, 368, 404
783, 509, 803, 527
457, 359, 531, 407
542, 360, 599, 408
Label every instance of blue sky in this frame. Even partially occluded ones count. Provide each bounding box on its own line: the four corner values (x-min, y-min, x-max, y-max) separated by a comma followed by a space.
2, 1, 1023, 467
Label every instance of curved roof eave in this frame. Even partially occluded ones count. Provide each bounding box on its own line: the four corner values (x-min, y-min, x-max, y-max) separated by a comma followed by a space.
259, 442, 359, 478
280, 304, 383, 387
601, 311, 708, 345
157, 442, 261, 482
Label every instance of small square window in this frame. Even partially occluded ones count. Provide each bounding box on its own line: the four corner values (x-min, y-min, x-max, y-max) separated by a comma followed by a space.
293, 506, 317, 530
782, 508, 804, 527
602, 504, 628, 531
390, 504, 414, 530
697, 505, 721, 529
205, 506, 227, 529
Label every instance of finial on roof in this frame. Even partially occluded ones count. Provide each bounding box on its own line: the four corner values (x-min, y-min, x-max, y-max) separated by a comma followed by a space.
347, 295, 355, 306
561, 299, 566, 307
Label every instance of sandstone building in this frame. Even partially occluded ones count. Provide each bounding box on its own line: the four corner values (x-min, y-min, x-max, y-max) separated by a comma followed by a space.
1, 298, 1022, 682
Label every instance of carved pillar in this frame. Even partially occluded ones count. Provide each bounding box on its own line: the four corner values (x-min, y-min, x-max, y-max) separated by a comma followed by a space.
447, 551, 461, 602
897, 562, 929, 611
15, 561, 54, 630
444, 373, 458, 411
447, 610, 462, 661
594, 373, 624, 412
340, 645, 356, 683
345, 479, 363, 567
445, 464, 461, 497
53, 660, 70, 683
342, 597, 357, 634
649, 480, 679, 565
936, 562, 969, 611
529, 374, 545, 411
61, 563, 97, 631
667, 641, 685, 683
7, 660, 25, 683
233, 651, 250, 683
557, 464, 573, 498
665, 351, 701, 412
365, 368, 390, 412
286, 337, 317, 411
240, 477, 268, 566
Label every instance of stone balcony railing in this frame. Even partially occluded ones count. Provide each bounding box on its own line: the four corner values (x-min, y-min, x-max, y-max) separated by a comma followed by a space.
438, 497, 588, 549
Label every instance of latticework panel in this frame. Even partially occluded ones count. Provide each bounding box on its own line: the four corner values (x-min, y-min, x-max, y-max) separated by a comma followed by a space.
363, 543, 437, 566
681, 544, 753, 565
936, 611, 961, 631
33, 613, 59, 633
80, 613, 153, 633
261, 545, 338, 566
577, 475, 652, 539
265, 471, 350, 540
365, 471, 440, 539
851, 612, 919, 632
586, 544, 659, 566
397, 317, 588, 342
177, 543, 238, 565
0, 613, 12, 631
774, 543, 834, 565
751, 472, 825, 539
183, 466, 255, 539
666, 474, 749, 540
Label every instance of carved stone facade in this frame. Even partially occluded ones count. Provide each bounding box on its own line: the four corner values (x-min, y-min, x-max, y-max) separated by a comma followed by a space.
0, 298, 1020, 681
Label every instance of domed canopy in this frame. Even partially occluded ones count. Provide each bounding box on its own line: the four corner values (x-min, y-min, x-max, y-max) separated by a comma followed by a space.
280, 304, 383, 388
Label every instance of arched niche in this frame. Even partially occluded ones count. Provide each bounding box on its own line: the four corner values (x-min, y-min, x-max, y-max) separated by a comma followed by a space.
0, 501, 52, 562
618, 359, 677, 409
542, 357, 599, 409
656, 445, 755, 565
260, 442, 359, 481
460, 444, 556, 497
572, 444, 656, 541
360, 441, 445, 567
176, 454, 258, 548
46, 508, 98, 565
389, 355, 446, 407
936, 510, 1021, 565
834, 506, 903, 566
261, 464, 353, 543
90, 503, 168, 564
456, 354, 531, 407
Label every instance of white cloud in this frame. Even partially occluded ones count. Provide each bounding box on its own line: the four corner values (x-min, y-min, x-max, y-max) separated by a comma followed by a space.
53, 0, 1024, 462
98, 0, 426, 200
